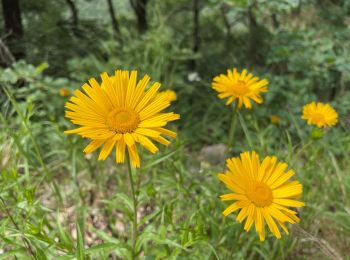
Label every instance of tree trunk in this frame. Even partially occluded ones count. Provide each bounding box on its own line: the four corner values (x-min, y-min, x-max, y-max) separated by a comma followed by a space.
0, 39, 15, 67
106, 0, 123, 44
65, 0, 79, 34
1, 0, 24, 60
247, 5, 269, 66
189, 0, 200, 70
271, 13, 279, 29
220, 4, 230, 39
130, 0, 148, 34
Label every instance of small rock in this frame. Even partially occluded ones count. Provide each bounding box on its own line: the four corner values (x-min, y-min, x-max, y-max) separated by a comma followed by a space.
199, 144, 227, 165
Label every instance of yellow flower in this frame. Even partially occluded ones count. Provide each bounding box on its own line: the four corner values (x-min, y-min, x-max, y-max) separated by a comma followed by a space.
218, 151, 304, 241
157, 90, 177, 103
271, 115, 280, 125
64, 70, 180, 168
302, 102, 338, 128
59, 88, 71, 97
212, 68, 268, 109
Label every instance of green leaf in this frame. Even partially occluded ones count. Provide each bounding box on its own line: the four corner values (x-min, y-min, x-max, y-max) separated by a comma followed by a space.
35, 62, 49, 75
85, 242, 120, 255
24, 188, 36, 206
34, 246, 47, 260
102, 193, 134, 217
0, 248, 26, 260
91, 229, 131, 259
76, 222, 85, 260
137, 231, 190, 253
143, 149, 179, 170
56, 212, 74, 251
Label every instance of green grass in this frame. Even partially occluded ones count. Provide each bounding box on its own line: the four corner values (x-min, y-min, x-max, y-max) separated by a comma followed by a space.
1, 0, 350, 258
1, 81, 349, 260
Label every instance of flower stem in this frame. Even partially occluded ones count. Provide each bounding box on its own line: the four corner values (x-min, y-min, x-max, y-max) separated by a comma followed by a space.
126, 154, 138, 259
227, 105, 238, 152
291, 139, 314, 167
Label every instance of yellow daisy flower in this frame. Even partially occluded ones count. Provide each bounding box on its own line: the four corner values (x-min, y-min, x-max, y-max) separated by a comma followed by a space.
59, 87, 71, 97
218, 151, 304, 241
302, 102, 338, 128
212, 68, 268, 109
64, 70, 180, 168
157, 90, 177, 103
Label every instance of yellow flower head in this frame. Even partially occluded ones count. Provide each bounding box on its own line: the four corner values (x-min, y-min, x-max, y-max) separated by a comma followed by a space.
218, 151, 304, 241
212, 68, 268, 109
59, 88, 71, 97
271, 115, 281, 125
64, 70, 180, 168
302, 102, 338, 128
157, 90, 177, 103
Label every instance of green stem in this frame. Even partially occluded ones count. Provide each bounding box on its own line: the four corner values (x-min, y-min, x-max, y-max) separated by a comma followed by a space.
227, 105, 238, 152
126, 154, 138, 259
296, 140, 313, 158
72, 147, 84, 204
291, 139, 314, 167
237, 111, 253, 150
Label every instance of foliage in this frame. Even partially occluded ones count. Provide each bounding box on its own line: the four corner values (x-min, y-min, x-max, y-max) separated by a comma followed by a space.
1, 0, 350, 259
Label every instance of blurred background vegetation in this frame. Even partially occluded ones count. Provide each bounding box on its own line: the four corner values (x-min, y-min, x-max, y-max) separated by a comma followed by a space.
0, 0, 350, 259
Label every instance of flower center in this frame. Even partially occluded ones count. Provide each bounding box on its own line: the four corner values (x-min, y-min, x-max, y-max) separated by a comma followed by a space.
247, 182, 273, 207
106, 108, 140, 133
231, 80, 249, 95
311, 113, 325, 123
